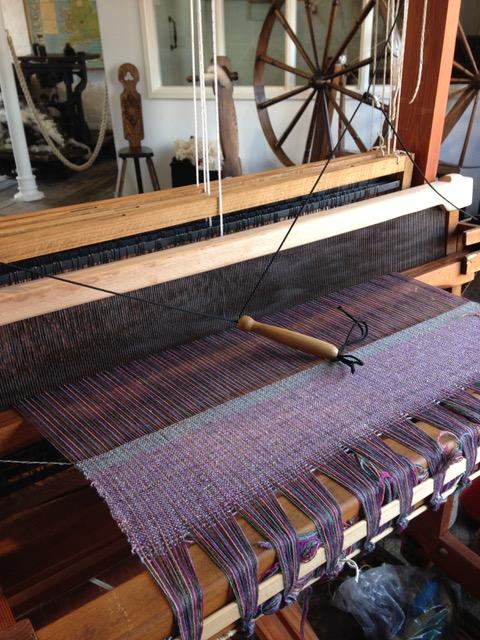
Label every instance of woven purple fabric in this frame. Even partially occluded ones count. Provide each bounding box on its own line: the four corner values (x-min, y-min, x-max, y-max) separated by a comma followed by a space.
16, 276, 480, 640
72, 308, 480, 555
17, 275, 462, 461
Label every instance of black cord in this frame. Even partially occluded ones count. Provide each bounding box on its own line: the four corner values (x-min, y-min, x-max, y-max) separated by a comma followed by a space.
335, 306, 369, 374
237, 3, 403, 319
5, 3, 467, 336
0, 260, 237, 325
362, 96, 470, 218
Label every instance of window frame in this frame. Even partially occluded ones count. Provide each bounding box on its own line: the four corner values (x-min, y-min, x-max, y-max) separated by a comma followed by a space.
139, 0, 374, 100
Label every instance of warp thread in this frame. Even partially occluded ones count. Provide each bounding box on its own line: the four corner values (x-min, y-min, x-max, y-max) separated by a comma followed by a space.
15, 279, 480, 640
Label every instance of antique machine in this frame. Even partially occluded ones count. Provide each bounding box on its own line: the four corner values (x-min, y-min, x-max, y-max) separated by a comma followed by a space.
1, 2, 480, 640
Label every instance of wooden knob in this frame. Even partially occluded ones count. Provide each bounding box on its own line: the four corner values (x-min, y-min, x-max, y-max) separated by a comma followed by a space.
238, 315, 339, 360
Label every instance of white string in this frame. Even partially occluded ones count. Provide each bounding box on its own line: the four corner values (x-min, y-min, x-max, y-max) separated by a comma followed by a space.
211, 0, 224, 236
409, 0, 428, 104
387, 0, 398, 152
388, 0, 397, 154
190, 0, 200, 186
0, 458, 71, 466
345, 558, 361, 582
196, 0, 210, 195
392, 0, 409, 150
382, 0, 390, 152
387, 0, 395, 150
370, 0, 379, 146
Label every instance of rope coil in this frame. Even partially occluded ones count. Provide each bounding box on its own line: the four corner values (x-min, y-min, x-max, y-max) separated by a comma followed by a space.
6, 30, 109, 172
408, 0, 428, 105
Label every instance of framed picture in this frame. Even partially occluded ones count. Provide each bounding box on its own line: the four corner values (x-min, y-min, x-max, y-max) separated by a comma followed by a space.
23, 0, 103, 68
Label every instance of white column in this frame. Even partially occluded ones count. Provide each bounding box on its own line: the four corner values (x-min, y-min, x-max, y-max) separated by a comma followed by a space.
0, 4, 43, 201
358, 0, 374, 93
214, 0, 225, 56
284, 0, 297, 90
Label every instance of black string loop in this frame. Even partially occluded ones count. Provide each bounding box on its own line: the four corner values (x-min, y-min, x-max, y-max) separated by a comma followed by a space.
335, 306, 368, 374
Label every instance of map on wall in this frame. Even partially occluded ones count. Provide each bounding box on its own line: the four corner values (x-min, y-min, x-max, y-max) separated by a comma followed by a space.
26, 0, 103, 67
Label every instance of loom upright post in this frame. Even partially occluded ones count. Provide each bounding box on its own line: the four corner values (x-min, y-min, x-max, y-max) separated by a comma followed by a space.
397, 0, 461, 185
0, 7, 44, 202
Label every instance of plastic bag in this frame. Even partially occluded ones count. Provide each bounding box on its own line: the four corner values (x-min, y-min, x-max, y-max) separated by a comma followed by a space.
331, 564, 459, 640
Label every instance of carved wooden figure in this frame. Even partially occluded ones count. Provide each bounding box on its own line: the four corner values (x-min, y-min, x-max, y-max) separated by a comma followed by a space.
116, 63, 160, 196
118, 63, 144, 150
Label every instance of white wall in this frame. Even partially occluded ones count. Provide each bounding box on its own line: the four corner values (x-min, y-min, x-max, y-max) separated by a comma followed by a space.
442, 100, 480, 216
1, 0, 109, 132
97, 0, 284, 194
99, 0, 479, 213
96, 0, 387, 194
1, 0, 31, 56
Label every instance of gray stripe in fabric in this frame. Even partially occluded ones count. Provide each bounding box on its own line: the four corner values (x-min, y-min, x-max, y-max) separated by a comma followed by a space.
79, 300, 479, 475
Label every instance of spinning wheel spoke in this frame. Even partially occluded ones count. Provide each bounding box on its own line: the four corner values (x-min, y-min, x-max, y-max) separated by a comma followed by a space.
257, 54, 312, 81
327, 0, 375, 73
254, 0, 398, 165
457, 23, 478, 74
276, 90, 316, 148
452, 60, 475, 78
305, 0, 321, 69
320, 90, 334, 155
321, 0, 340, 70
325, 56, 374, 81
303, 92, 322, 163
274, 8, 317, 73
334, 84, 372, 106
327, 92, 367, 152
458, 93, 479, 167
449, 86, 468, 98
443, 88, 476, 140
258, 85, 311, 110
441, 16, 479, 169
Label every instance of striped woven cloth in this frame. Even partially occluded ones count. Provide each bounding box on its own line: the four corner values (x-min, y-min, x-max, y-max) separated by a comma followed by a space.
17, 274, 480, 640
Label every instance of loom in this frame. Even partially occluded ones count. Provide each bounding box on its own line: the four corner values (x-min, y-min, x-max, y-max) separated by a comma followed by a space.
1, 150, 480, 640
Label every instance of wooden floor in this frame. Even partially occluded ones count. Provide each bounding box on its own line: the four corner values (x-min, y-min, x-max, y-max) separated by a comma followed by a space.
0, 158, 118, 216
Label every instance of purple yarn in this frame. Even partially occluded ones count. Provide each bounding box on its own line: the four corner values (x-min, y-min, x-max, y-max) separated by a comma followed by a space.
16, 277, 480, 640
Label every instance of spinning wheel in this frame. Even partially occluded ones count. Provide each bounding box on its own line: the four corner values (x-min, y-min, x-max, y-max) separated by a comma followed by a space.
440, 20, 479, 172
254, 0, 399, 166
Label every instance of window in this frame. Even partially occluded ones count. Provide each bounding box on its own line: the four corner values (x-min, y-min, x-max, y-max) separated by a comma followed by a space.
140, 0, 378, 99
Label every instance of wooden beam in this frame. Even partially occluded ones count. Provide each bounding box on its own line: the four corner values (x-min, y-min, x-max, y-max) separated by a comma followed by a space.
404, 494, 480, 600
256, 602, 319, 640
0, 412, 39, 458
0, 620, 37, 640
0, 153, 409, 264
0, 588, 15, 630
459, 222, 480, 247
398, 0, 462, 184
0, 175, 471, 326
29, 451, 479, 640
445, 210, 460, 254
404, 251, 476, 289
462, 251, 480, 276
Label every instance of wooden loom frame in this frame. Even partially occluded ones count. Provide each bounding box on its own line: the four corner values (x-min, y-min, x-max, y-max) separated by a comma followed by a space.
1, 415, 479, 640
2, 0, 480, 635
0, 151, 409, 263
0, 152, 479, 640
0, 163, 476, 326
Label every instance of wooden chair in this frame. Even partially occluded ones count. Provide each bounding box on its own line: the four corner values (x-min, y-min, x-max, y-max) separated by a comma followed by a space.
115, 63, 160, 197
